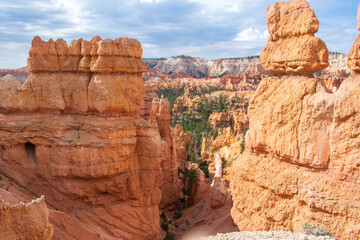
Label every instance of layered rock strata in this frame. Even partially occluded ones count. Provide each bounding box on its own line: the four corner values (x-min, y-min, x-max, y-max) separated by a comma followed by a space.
260, 0, 329, 75
149, 97, 180, 207
0, 195, 53, 240
0, 36, 162, 239
141, 83, 158, 120
231, 1, 360, 240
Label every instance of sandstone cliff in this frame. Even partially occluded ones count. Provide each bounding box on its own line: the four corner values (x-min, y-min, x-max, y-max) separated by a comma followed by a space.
149, 97, 181, 207
143, 56, 266, 79
0, 194, 53, 240
230, 1, 360, 239
0, 36, 163, 239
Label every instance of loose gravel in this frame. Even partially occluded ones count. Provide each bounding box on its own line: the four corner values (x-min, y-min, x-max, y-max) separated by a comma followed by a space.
200, 231, 335, 240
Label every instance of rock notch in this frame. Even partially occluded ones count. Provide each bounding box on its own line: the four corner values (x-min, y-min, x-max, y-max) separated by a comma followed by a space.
260, 0, 329, 75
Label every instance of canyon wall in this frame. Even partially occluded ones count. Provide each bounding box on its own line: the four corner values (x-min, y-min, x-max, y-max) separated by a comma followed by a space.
0, 195, 53, 240
149, 97, 180, 207
143, 56, 266, 79
0, 36, 163, 239
230, 1, 360, 239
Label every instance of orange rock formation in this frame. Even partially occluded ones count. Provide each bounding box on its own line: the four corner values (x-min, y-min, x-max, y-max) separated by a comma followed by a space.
0, 36, 163, 239
209, 111, 231, 129
141, 83, 158, 120
231, 1, 360, 239
0, 195, 53, 240
260, 0, 329, 75
149, 97, 180, 207
348, 4, 360, 72
231, 110, 249, 135
173, 124, 193, 163
210, 154, 227, 209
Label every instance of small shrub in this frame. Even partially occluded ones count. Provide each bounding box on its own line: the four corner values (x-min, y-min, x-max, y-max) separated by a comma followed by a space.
164, 231, 175, 240
160, 212, 175, 240
0, 175, 4, 189
303, 223, 333, 237
198, 158, 209, 178
173, 211, 183, 220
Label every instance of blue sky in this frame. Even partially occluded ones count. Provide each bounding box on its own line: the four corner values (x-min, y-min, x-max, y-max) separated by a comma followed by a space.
0, 0, 359, 68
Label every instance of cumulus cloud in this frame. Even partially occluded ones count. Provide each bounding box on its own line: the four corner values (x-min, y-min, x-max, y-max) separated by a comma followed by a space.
0, 0, 358, 68
233, 27, 269, 41
140, 0, 167, 3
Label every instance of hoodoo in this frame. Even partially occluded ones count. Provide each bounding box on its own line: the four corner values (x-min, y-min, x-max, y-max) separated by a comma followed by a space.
230, 0, 360, 239
0, 36, 164, 239
260, 0, 329, 75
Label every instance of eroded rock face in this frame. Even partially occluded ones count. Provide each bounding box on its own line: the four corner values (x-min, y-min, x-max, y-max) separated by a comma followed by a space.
149, 97, 180, 207
230, 111, 249, 135
230, 74, 360, 240
0, 36, 162, 240
141, 83, 158, 120
11, 36, 147, 115
209, 111, 231, 129
231, 2, 360, 239
173, 124, 193, 163
0, 195, 53, 240
210, 154, 227, 209
260, 0, 329, 75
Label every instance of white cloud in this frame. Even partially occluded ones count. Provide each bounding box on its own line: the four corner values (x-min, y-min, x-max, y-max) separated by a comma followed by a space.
233, 27, 268, 41
140, 0, 167, 3
187, 0, 268, 14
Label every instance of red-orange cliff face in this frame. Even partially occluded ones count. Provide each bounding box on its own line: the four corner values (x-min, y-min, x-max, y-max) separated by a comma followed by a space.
231, 1, 360, 239
0, 193, 53, 240
149, 97, 181, 208
0, 36, 163, 239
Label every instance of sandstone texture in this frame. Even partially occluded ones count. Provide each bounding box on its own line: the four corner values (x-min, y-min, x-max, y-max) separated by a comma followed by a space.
210, 154, 227, 209
230, 75, 360, 240
149, 97, 180, 207
231, 5, 360, 238
0, 36, 162, 239
347, 34, 360, 71
260, 0, 329, 75
0, 195, 53, 240
231, 110, 249, 135
173, 124, 193, 163
347, 7, 360, 73
141, 83, 158, 120
209, 111, 231, 129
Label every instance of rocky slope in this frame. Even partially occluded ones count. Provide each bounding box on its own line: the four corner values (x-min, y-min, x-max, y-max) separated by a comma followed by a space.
230, 1, 360, 240
0, 67, 30, 83
0, 36, 164, 239
149, 96, 181, 208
